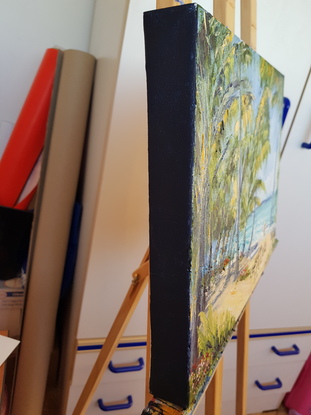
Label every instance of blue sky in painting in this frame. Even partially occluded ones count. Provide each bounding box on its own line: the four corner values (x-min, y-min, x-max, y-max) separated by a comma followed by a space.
242, 51, 282, 201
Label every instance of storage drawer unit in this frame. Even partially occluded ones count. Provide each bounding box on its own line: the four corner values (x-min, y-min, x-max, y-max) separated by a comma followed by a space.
221, 329, 311, 414
66, 340, 147, 415
71, 347, 147, 386
67, 329, 311, 414
68, 380, 145, 415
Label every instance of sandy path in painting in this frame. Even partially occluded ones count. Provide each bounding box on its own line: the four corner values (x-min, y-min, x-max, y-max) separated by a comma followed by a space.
213, 231, 276, 319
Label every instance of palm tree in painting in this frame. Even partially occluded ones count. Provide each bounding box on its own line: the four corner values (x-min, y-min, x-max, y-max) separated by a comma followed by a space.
190, 12, 243, 363
239, 57, 283, 256
187, 8, 284, 403
190, 10, 283, 368
238, 85, 270, 256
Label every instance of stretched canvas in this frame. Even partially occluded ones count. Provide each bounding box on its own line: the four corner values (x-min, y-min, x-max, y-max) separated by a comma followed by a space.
144, 3, 284, 412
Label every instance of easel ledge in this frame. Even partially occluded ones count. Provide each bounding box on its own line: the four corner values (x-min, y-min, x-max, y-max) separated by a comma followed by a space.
73, 0, 256, 413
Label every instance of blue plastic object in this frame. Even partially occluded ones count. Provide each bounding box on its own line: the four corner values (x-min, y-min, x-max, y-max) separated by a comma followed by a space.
255, 377, 283, 391
108, 357, 144, 373
271, 344, 300, 356
98, 396, 133, 411
282, 97, 290, 126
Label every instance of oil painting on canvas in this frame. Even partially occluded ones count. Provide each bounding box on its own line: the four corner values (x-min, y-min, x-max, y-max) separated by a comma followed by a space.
144, 3, 284, 412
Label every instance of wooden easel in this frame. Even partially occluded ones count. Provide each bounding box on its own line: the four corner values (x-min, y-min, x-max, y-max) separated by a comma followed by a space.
73, 0, 256, 414
72, 250, 150, 415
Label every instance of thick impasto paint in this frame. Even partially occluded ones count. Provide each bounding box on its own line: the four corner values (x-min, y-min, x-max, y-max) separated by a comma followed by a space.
189, 7, 283, 408
144, 3, 284, 412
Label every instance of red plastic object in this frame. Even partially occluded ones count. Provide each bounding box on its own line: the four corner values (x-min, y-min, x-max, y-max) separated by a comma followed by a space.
284, 353, 311, 415
0, 48, 59, 208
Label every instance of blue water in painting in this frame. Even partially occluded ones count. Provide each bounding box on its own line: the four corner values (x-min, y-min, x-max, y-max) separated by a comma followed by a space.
206, 193, 277, 271
242, 192, 277, 253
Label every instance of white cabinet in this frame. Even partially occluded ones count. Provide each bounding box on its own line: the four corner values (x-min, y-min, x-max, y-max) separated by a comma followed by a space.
66, 331, 311, 415
66, 343, 210, 415
66, 346, 147, 415
222, 332, 311, 414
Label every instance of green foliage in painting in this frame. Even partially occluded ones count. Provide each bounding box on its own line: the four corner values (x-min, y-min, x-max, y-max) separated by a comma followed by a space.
198, 306, 235, 356
188, 5, 284, 407
189, 306, 235, 405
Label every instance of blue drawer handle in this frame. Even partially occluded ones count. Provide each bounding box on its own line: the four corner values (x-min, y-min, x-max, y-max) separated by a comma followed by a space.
271, 344, 300, 356
108, 357, 144, 373
98, 395, 133, 411
255, 377, 283, 391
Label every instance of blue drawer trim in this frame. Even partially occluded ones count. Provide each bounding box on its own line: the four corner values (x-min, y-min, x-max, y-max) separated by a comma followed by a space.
231, 329, 311, 340
78, 330, 311, 351
77, 341, 147, 352
117, 341, 147, 348
78, 345, 104, 352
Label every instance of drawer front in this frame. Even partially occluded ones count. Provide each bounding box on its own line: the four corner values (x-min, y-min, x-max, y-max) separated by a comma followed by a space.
68, 385, 207, 415
71, 348, 147, 386
248, 335, 311, 367
246, 393, 285, 414
248, 360, 304, 397
223, 333, 311, 371
192, 392, 206, 415
221, 332, 311, 412
221, 399, 235, 415
222, 392, 283, 415
223, 359, 305, 401
67, 379, 145, 415
68, 332, 310, 414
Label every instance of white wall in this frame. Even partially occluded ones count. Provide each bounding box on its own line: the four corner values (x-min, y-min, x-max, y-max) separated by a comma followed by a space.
250, 1, 311, 329
257, 0, 311, 148
0, 0, 95, 144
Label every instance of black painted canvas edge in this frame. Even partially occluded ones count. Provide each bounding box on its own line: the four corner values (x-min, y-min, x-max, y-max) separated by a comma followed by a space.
144, 4, 198, 408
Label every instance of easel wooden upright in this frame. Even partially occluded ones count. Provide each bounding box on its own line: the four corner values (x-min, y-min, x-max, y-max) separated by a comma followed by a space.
73, 1, 256, 414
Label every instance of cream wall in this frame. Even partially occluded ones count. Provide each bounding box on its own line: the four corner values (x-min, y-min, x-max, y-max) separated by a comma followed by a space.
0, 0, 95, 144
251, 0, 311, 328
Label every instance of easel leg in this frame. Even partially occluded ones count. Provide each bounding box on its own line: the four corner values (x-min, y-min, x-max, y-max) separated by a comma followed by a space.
156, 0, 192, 8
236, 302, 250, 415
204, 2, 234, 412
205, 357, 223, 415
72, 258, 149, 415
213, 0, 235, 32
241, 0, 257, 49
